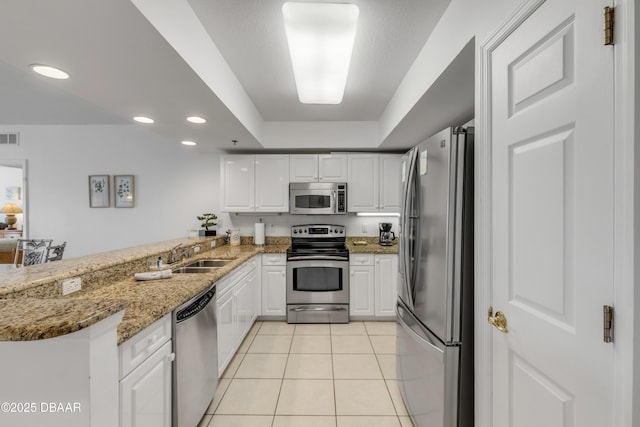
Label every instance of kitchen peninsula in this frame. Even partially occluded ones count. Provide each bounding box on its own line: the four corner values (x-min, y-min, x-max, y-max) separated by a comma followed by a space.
0, 235, 289, 427
0, 234, 397, 427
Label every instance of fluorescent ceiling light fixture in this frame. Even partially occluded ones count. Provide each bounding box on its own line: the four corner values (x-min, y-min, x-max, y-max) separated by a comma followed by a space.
30, 64, 70, 80
133, 116, 154, 124
282, 2, 359, 104
186, 116, 207, 124
181, 140, 197, 146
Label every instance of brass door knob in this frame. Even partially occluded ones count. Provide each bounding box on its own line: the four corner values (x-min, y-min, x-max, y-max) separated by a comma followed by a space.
488, 306, 509, 333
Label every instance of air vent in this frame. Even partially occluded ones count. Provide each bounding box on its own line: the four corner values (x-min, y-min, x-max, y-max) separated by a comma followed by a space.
0, 133, 19, 146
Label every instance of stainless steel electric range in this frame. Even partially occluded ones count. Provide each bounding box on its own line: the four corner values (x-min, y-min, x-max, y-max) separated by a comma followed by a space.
286, 224, 349, 323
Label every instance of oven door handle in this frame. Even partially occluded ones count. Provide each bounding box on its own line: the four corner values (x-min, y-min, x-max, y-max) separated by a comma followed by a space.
290, 306, 347, 312
287, 255, 349, 261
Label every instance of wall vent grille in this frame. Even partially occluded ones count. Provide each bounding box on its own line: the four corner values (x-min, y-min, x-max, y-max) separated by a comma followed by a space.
0, 133, 19, 146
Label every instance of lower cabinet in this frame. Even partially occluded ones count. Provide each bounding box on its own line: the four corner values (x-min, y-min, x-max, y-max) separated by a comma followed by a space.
216, 256, 260, 377
375, 254, 399, 317
349, 254, 398, 319
119, 315, 173, 427
261, 254, 287, 317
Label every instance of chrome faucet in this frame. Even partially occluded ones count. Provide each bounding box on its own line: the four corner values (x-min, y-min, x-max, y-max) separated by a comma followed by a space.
177, 247, 192, 260
168, 244, 182, 264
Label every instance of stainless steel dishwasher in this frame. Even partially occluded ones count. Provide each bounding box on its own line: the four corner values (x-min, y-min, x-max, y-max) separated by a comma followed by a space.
173, 283, 217, 427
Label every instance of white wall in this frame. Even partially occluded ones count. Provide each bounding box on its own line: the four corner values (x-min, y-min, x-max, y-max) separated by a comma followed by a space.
0, 125, 220, 258
379, 0, 513, 143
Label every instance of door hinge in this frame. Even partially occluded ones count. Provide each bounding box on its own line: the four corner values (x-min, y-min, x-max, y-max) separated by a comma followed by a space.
604, 6, 614, 45
603, 305, 614, 343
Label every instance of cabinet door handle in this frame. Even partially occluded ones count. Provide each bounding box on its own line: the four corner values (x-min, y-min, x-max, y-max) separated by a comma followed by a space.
168, 353, 176, 362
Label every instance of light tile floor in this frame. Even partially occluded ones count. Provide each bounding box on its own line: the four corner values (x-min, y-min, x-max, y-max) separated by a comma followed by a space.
198, 321, 414, 427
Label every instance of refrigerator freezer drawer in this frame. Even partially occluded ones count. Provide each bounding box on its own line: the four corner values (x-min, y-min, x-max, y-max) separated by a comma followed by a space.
396, 301, 460, 427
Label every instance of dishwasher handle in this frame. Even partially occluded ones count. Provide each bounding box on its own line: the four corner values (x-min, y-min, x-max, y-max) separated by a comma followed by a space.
176, 287, 216, 323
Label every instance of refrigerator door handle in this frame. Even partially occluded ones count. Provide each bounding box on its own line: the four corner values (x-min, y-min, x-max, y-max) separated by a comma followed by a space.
401, 148, 418, 309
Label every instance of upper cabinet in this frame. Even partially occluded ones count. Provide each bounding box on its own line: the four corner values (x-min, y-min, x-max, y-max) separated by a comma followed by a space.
221, 155, 289, 212
290, 154, 347, 182
347, 153, 402, 213
221, 155, 254, 212
379, 154, 403, 213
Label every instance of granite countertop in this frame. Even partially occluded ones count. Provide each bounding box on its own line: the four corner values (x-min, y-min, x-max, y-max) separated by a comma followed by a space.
346, 236, 399, 254
0, 242, 289, 344
0, 235, 394, 344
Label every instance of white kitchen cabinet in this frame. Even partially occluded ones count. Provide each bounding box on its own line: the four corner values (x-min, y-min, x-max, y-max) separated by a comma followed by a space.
379, 154, 403, 213
221, 155, 255, 212
290, 153, 347, 182
216, 286, 236, 376
261, 254, 287, 317
255, 155, 290, 211
347, 153, 402, 213
374, 254, 398, 317
119, 341, 173, 427
349, 254, 398, 319
216, 256, 260, 376
221, 155, 289, 212
347, 154, 379, 212
349, 254, 375, 316
119, 314, 173, 427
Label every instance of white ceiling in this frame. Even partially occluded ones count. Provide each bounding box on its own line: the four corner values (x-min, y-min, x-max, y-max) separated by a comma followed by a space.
0, 0, 471, 152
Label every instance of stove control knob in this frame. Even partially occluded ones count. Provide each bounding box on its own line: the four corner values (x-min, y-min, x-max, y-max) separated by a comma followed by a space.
293, 230, 298, 234
339, 229, 344, 234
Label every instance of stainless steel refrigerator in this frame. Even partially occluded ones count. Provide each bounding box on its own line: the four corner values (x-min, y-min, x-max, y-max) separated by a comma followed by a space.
397, 125, 474, 427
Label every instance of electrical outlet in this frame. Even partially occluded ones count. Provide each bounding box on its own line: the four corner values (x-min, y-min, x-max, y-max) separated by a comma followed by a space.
193, 245, 201, 253
210, 240, 216, 248
361, 223, 368, 234
62, 277, 82, 295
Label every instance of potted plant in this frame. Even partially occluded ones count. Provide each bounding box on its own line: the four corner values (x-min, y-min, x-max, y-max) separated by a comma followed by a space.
197, 212, 218, 236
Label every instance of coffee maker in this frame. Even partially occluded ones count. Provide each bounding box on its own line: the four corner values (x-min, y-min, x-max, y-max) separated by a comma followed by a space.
379, 223, 396, 246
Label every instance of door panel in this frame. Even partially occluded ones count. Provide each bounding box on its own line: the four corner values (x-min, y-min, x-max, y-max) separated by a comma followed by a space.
489, 0, 614, 426
510, 127, 575, 328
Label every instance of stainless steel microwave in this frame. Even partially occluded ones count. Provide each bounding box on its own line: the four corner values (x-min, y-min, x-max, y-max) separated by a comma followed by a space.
289, 182, 347, 215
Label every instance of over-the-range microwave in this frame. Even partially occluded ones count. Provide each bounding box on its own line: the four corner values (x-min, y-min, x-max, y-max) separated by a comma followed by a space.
289, 182, 347, 215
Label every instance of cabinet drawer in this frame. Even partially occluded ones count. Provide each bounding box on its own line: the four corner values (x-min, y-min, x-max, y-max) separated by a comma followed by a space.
119, 314, 172, 379
262, 254, 286, 266
350, 254, 374, 266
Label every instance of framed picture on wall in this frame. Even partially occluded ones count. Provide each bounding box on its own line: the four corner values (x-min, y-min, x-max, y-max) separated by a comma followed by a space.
114, 175, 135, 208
89, 175, 110, 208
5, 186, 21, 201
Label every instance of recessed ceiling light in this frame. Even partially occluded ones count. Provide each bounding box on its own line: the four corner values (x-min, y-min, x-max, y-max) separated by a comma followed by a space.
133, 116, 154, 124
30, 64, 70, 80
186, 116, 207, 124
282, 2, 359, 104
181, 140, 197, 146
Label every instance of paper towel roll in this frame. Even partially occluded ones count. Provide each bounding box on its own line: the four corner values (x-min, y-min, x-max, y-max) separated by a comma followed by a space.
254, 222, 265, 246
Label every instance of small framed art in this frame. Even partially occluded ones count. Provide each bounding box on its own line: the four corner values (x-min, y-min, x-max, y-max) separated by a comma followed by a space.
114, 175, 135, 208
89, 175, 110, 208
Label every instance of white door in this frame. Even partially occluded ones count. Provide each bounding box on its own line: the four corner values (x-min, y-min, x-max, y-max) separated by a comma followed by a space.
486, 0, 614, 426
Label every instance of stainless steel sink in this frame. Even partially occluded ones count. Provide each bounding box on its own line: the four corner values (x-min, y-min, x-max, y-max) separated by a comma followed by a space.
184, 259, 233, 268
172, 266, 219, 274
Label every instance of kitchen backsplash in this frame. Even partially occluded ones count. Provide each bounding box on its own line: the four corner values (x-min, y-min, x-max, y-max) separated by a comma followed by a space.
222, 213, 399, 238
